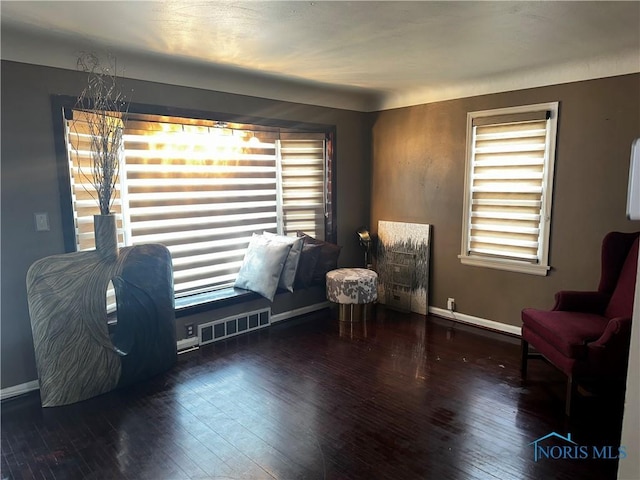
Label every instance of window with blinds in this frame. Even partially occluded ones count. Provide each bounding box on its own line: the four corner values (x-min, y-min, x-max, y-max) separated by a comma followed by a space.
459, 102, 559, 275
65, 111, 330, 297
279, 133, 326, 239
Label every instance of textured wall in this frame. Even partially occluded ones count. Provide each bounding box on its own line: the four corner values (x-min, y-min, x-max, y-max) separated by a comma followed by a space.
371, 74, 640, 327
4, 60, 638, 391
0, 60, 370, 390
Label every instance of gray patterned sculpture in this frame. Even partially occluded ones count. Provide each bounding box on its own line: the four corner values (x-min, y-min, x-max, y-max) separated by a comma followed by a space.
26, 241, 176, 407
377, 221, 431, 314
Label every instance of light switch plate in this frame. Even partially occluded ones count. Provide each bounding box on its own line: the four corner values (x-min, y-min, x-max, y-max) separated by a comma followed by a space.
34, 212, 50, 231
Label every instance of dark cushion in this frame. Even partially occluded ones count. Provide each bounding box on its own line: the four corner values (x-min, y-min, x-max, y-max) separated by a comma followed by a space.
294, 242, 322, 289
296, 232, 342, 285
521, 308, 609, 359
604, 236, 639, 319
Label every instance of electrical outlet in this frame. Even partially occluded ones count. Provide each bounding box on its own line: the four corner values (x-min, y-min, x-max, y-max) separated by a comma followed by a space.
185, 323, 195, 337
447, 297, 456, 312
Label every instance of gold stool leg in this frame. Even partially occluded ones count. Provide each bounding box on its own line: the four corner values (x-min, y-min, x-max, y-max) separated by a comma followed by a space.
337, 303, 375, 322
337, 303, 349, 322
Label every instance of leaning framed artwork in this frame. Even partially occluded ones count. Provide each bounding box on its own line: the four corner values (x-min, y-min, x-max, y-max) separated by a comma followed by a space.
377, 221, 431, 315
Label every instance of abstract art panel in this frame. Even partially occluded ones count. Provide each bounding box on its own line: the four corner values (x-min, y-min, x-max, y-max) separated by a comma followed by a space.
377, 221, 431, 315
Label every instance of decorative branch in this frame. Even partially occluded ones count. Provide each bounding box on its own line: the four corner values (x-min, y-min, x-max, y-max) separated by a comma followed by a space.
73, 53, 130, 215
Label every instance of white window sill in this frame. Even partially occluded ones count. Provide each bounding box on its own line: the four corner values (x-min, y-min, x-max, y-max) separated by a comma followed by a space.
459, 255, 550, 276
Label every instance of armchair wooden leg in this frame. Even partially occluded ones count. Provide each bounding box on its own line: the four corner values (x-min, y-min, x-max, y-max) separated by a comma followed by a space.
565, 375, 575, 417
520, 339, 529, 379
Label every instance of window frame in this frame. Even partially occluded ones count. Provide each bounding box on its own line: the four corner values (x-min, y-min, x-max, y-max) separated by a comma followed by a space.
459, 102, 559, 276
51, 95, 337, 293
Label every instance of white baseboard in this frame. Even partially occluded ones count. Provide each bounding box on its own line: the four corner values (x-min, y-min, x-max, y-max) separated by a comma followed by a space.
270, 301, 331, 323
429, 306, 522, 337
0, 379, 40, 401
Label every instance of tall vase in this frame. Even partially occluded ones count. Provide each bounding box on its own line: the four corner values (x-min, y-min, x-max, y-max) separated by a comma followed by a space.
94, 214, 118, 258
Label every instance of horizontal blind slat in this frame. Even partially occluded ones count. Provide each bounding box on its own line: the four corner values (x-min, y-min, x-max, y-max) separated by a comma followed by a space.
130, 222, 278, 245
472, 112, 549, 127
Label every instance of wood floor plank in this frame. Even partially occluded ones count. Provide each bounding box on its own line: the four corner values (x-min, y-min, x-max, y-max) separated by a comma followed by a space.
1, 308, 626, 479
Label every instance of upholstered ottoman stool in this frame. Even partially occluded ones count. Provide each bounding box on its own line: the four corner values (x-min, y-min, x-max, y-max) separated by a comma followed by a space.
326, 268, 378, 322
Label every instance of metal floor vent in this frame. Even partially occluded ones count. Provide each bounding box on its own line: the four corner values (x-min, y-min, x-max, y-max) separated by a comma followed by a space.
198, 308, 270, 345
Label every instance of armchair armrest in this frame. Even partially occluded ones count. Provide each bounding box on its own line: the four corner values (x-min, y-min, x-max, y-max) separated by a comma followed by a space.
552, 290, 610, 314
590, 317, 632, 348
587, 317, 633, 374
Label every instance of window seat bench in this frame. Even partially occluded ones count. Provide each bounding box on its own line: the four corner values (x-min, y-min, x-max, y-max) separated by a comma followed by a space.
175, 288, 261, 318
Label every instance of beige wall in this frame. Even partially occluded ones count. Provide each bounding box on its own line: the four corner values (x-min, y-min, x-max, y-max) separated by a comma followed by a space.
371, 74, 640, 327
0, 60, 371, 390
3, 60, 639, 392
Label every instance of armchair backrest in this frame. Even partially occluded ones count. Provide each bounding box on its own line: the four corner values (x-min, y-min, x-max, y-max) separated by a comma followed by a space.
600, 232, 640, 319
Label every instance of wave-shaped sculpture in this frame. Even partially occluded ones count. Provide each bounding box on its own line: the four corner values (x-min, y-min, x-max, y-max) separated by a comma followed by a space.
26, 240, 176, 407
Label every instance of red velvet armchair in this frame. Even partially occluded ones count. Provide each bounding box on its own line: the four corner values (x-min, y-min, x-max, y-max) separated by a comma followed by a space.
521, 231, 639, 416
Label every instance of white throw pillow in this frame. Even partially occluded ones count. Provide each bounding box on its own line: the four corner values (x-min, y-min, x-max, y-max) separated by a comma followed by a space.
263, 232, 303, 292
234, 233, 292, 301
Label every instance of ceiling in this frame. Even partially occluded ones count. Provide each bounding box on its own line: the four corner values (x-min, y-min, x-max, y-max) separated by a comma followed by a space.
2, 1, 639, 111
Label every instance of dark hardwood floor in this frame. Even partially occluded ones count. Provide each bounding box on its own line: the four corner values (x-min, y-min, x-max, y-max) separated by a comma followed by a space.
1, 307, 626, 480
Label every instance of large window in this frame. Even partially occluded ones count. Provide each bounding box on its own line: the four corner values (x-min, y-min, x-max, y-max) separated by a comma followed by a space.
459, 102, 559, 275
62, 107, 333, 297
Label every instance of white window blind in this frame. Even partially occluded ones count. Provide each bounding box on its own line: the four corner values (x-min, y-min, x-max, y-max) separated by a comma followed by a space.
123, 119, 280, 295
460, 102, 559, 276
279, 133, 326, 239
65, 111, 329, 296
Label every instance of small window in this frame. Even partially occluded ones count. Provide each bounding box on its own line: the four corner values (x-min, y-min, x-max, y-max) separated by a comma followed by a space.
459, 102, 559, 275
